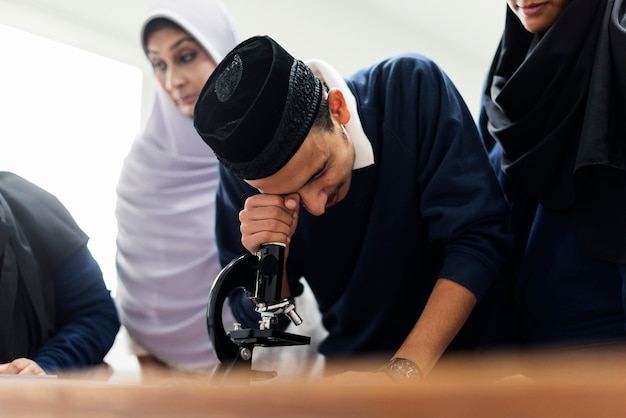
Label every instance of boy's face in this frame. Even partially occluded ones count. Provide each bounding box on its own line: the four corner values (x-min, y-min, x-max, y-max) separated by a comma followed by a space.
245, 118, 355, 217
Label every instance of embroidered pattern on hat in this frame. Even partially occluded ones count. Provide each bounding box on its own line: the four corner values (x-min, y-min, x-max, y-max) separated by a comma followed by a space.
231, 60, 322, 179
271, 60, 321, 157
215, 54, 243, 102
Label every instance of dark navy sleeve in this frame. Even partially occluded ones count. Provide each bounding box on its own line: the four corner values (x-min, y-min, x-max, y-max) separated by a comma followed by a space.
33, 246, 120, 372
216, 167, 296, 330
351, 54, 512, 299
215, 165, 263, 329
214, 164, 257, 268
413, 62, 511, 298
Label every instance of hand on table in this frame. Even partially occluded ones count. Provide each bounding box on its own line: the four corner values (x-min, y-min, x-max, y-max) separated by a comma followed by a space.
0, 358, 46, 375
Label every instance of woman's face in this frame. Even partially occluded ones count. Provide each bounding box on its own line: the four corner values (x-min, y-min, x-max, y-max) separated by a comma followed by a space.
507, 0, 567, 33
145, 27, 216, 117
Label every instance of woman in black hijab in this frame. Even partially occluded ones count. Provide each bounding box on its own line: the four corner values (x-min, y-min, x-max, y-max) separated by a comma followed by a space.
479, 0, 626, 350
0, 172, 120, 375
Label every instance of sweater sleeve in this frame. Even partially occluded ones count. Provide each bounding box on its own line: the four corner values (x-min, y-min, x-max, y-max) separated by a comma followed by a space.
352, 54, 512, 298
33, 246, 120, 372
215, 165, 293, 330
414, 60, 511, 298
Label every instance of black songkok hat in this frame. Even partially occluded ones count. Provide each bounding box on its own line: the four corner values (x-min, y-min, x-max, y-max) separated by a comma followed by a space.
194, 35, 323, 180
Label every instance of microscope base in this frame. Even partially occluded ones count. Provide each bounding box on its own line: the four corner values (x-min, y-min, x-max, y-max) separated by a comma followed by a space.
228, 328, 311, 347
212, 328, 311, 383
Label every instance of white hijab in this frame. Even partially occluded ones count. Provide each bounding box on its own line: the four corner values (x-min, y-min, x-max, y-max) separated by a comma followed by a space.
114, 0, 239, 371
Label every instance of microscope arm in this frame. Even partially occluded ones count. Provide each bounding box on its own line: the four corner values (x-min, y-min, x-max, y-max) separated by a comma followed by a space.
206, 253, 258, 363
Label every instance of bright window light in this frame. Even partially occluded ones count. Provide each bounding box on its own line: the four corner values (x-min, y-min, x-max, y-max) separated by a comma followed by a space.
0, 24, 142, 295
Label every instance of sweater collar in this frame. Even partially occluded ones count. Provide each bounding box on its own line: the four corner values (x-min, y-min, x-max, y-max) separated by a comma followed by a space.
306, 59, 374, 170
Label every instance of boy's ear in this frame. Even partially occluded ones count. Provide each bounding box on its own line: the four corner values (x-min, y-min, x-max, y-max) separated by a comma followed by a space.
327, 88, 351, 125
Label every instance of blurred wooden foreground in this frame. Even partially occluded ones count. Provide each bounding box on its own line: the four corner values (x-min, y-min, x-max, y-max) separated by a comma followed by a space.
1, 348, 626, 418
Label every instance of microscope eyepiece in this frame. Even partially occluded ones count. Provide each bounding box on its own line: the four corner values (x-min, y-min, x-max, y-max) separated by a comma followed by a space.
259, 252, 279, 278
255, 243, 286, 305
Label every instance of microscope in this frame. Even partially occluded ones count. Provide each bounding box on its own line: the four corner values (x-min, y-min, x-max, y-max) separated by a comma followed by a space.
206, 243, 310, 382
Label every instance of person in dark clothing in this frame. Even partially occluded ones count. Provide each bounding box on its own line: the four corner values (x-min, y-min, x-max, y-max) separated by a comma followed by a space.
193, 35, 512, 382
0, 171, 120, 375
478, 0, 626, 352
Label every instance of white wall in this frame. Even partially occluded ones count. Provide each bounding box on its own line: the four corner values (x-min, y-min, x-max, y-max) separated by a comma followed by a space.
0, 24, 142, 292
0, 0, 506, 292
0, 0, 506, 120
222, 0, 506, 116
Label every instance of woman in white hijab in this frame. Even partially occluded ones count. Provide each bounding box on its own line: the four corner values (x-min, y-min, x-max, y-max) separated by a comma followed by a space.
115, 0, 238, 374
115, 0, 325, 377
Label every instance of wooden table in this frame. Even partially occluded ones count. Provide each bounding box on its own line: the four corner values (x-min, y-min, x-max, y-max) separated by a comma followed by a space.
2, 349, 626, 417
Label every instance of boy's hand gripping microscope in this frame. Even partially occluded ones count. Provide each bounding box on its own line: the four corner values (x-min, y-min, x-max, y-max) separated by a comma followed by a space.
206, 243, 310, 381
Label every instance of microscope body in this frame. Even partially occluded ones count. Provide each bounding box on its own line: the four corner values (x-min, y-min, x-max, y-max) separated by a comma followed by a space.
253, 243, 304, 330
206, 243, 310, 381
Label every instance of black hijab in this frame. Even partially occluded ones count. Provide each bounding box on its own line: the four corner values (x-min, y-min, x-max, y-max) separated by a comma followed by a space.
483, 0, 626, 263
0, 193, 56, 362
0, 172, 88, 363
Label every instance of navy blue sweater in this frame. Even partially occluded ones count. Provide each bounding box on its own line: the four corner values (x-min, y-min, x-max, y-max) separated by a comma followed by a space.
216, 54, 512, 359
